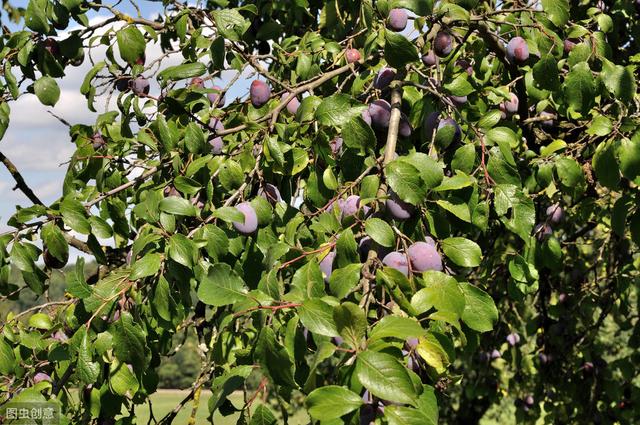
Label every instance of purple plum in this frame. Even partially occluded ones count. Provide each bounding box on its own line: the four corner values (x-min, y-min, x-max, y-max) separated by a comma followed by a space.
329, 137, 343, 155
546, 203, 563, 224
382, 251, 410, 276
281, 93, 300, 115
450, 95, 467, 106
130, 76, 150, 96
258, 183, 282, 205
386, 190, 414, 220
208, 85, 226, 106
500, 93, 519, 117
434, 31, 453, 57
399, 114, 412, 137
361, 109, 372, 126
490, 349, 502, 360
250, 80, 271, 107
564, 39, 577, 54
358, 236, 390, 261
506, 332, 521, 346
374, 67, 396, 89
190, 77, 204, 88
91, 132, 105, 149
387, 9, 408, 32
506, 36, 529, 64
534, 223, 553, 241
422, 51, 437, 67
345, 48, 361, 64
33, 372, 51, 383
232, 202, 258, 235
407, 241, 443, 272
368, 99, 391, 128
319, 251, 335, 283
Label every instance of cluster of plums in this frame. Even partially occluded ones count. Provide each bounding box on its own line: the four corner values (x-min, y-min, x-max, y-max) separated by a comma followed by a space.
535, 203, 564, 241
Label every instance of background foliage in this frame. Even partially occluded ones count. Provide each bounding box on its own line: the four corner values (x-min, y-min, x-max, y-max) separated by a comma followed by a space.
0, 0, 639, 424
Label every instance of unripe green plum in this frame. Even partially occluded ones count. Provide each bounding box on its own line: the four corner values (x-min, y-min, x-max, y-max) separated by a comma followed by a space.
382, 251, 409, 276
250, 80, 271, 107
232, 202, 258, 235
434, 31, 453, 57
387, 8, 408, 32
506, 37, 529, 64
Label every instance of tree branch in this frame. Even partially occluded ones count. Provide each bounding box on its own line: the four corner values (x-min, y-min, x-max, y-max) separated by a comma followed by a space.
0, 150, 44, 206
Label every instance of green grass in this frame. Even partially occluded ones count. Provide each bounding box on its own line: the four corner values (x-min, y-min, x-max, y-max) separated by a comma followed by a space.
128, 390, 309, 424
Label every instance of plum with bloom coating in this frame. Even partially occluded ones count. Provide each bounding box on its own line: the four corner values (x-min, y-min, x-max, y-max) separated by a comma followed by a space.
319, 251, 335, 283
250, 80, 271, 107
383, 251, 410, 276
506, 332, 521, 346
232, 202, 258, 235
407, 241, 443, 272
368, 100, 391, 129
345, 48, 361, 63
506, 37, 529, 64
374, 68, 396, 89
208, 85, 226, 106
130, 77, 150, 96
546, 203, 563, 224
258, 183, 282, 205
387, 8, 408, 32
434, 32, 453, 57
386, 190, 414, 220
422, 51, 437, 67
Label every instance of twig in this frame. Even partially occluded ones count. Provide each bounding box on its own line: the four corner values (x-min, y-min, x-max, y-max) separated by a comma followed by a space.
0, 151, 45, 206
85, 165, 162, 208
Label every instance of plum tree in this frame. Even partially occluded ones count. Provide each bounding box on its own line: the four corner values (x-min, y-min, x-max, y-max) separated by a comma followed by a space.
250, 79, 271, 107
345, 48, 361, 64
387, 9, 408, 32
386, 190, 414, 220
421, 50, 437, 67
407, 241, 443, 272
433, 31, 453, 57
506, 36, 529, 64
382, 251, 409, 276
130, 76, 150, 96
232, 202, 258, 235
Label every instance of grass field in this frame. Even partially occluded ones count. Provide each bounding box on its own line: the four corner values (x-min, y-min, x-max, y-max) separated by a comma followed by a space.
128, 390, 309, 424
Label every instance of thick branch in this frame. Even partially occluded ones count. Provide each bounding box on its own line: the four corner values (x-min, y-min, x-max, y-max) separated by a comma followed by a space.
384, 86, 403, 165
0, 151, 44, 206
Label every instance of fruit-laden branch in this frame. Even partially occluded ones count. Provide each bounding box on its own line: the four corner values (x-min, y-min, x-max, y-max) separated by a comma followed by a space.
0, 150, 44, 206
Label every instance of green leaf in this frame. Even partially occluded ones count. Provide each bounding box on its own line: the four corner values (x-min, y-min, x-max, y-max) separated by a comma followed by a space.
168, 234, 197, 267
60, 198, 91, 235
385, 31, 418, 68
0, 338, 15, 375
157, 62, 206, 84
11, 242, 36, 273
291, 260, 325, 299
493, 184, 535, 241
184, 122, 205, 153
315, 94, 366, 127
129, 253, 162, 280
618, 138, 640, 181
365, 218, 395, 248
34, 76, 60, 106
342, 116, 376, 152
211, 9, 250, 42
443, 74, 474, 96
401, 153, 444, 189
329, 263, 361, 298
415, 332, 454, 373
411, 271, 465, 317
27, 313, 52, 330
459, 283, 498, 332
555, 156, 585, 195
26, 0, 49, 33
386, 160, 426, 205
113, 311, 148, 370
564, 62, 595, 116
389, 0, 433, 16
305, 386, 363, 421
368, 316, 427, 343
159, 196, 197, 216
76, 329, 99, 384
333, 302, 367, 350
66, 258, 91, 298
298, 299, 339, 337
485, 127, 519, 148
355, 350, 417, 406
433, 172, 475, 192
532, 55, 560, 91
249, 405, 277, 425
601, 59, 636, 103
219, 160, 244, 190
109, 360, 139, 396
41, 223, 68, 264
117, 25, 146, 65
255, 327, 295, 387
440, 237, 482, 267
541, 0, 569, 27
592, 141, 619, 188
197, 263, 248, 306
